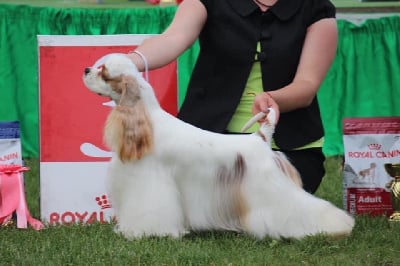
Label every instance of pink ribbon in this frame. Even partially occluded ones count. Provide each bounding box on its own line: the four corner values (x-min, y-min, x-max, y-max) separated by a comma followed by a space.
0, 165, 44, 230
145, 0, 183, 4
146, 0, 160, 4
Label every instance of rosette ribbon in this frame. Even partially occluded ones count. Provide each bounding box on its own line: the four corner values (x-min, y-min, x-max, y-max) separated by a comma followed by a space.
145, 0, 184, 4
0, 164, 44, 230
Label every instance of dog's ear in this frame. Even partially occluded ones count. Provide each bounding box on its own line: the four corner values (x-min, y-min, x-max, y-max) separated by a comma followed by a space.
102, 66, 125, 97
104, 76, 154, 162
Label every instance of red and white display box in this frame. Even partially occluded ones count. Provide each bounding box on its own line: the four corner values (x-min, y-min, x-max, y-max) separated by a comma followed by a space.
38, 35, 177, 225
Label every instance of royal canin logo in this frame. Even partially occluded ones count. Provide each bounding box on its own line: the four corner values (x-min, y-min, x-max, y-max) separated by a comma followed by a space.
49, 194, 113, 225
347, 149, 400, 159
95, 194, 112, 209
0, 152, 19, 161
368, 143, 381, 150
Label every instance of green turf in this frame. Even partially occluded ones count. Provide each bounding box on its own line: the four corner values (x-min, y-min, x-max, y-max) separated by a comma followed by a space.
1, 157, 399, 265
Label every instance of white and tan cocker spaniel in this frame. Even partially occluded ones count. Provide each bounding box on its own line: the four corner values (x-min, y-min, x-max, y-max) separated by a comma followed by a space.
82, 54, 354, 240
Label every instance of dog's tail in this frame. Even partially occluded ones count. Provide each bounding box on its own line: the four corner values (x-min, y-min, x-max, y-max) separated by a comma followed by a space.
241, 108, 276, 143
242, 109, 302, 188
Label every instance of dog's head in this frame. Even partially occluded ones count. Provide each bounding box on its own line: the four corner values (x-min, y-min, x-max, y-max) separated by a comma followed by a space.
82, 54, 154, 162
83, 54, 143, 102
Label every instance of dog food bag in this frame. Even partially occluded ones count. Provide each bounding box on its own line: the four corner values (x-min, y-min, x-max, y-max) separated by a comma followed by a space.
342, 117, 400, 217
0, 121, 22, 165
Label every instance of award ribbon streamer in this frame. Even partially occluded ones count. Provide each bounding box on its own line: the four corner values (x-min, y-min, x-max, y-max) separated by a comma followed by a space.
0, 165, 44, 230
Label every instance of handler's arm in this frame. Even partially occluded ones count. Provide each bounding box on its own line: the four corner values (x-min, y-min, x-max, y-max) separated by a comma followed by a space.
127, 0, 207, 71
253, 18, 338, 114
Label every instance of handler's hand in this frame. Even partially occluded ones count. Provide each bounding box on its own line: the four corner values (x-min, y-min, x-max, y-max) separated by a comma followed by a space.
252, 92, 280, 124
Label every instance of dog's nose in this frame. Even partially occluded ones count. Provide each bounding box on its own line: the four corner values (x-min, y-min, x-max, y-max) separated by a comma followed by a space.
84, 68, 91, 75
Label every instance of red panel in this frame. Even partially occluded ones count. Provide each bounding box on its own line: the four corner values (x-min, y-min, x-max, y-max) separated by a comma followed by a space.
39, 45, 177, 162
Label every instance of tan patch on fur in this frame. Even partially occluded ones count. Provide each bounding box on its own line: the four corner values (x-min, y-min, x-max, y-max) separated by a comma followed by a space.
273, 151, 303, 188
217, 154, 248, 229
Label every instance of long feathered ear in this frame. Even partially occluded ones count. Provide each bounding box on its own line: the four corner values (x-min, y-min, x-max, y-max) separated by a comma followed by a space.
104, 76, 154, 162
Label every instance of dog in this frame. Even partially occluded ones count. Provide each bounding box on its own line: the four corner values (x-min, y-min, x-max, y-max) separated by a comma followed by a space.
82, 54, 354, 240
357, 163, 377, 184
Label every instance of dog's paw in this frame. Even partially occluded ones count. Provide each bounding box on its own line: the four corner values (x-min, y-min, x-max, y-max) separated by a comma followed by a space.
114, 224, 189, 240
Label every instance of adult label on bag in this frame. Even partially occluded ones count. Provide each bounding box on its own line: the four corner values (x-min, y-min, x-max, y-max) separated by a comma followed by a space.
343, 117, 400, 217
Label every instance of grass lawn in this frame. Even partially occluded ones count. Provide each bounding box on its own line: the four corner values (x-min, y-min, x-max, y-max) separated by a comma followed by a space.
1, 157, 399, 265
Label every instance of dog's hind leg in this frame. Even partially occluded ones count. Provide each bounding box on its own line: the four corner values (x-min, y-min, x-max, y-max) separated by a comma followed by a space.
241, 169, 354, 240
244, 197, 354, 239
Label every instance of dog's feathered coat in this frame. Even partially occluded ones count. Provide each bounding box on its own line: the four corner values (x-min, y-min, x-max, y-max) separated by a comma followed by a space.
83, 54, 354, 240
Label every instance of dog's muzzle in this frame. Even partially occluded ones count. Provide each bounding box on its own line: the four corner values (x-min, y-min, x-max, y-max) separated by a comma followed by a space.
84, 68, 91, 75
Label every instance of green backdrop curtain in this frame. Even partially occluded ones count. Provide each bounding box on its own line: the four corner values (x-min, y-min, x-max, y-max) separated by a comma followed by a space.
0, 3, 399, 157
318, 16, 400, 155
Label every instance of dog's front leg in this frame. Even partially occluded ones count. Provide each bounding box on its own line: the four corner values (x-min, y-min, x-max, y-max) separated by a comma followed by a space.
109, 163, 187, 239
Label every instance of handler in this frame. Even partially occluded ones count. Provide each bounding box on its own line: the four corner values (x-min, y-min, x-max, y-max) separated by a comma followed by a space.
126, 0, 338, 193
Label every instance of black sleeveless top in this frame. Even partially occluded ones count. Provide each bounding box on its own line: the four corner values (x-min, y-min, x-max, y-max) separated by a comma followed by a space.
177, 0, 336, 150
